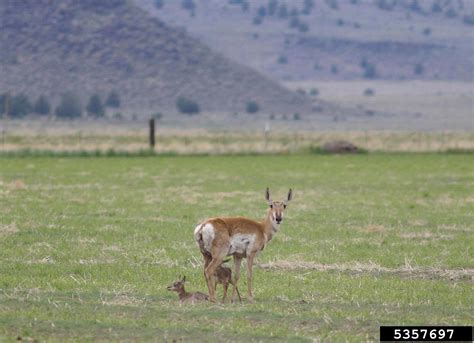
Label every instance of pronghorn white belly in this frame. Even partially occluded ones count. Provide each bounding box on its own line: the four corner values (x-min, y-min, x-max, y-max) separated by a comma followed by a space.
194, 223, 215, 253
227, 233, 256, 256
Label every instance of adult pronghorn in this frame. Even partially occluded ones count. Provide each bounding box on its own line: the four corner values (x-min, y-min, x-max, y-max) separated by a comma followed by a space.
194, 188, 293, 302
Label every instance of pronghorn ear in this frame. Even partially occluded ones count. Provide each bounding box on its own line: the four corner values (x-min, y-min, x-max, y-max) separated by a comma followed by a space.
286, 188, 293, 203
265, 187, 272, 204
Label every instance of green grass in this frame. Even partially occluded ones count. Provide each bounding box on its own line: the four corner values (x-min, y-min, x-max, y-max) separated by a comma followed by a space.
0, 154, 472, 341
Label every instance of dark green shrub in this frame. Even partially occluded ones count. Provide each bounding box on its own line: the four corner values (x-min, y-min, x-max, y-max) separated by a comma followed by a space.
176, 97, 200, 115
105, 91, 120, 108
55, 93, 82, 118
298, 21, 309, 32
268, 0, 278, 16
309, 88, 319, 96
34, 95, 51, 115
278, 4, 288, 18
364, 88, 375, 96
246, 101, 259, 114
414, 63, 424, 75
463, 15, 474, 26
86, 94, 105, 117
154, 0, 164, 9
277, 55, 288, 64
253, 16, 263, 25
11, 94, 32, 118
293, 113, 301, 120
362, 63, 377, 79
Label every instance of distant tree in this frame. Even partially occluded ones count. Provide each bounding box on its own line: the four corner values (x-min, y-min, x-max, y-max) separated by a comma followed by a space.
0, 93, 7, 117
331, 64, 339, 74
267, 0, 278, 16
11, 94, 32, 118
253, 16, 263, 25
289, 16, 300, 28
325, 0, 339, 10
181, 0, 196, 16
55, 93, 82, 118
87, 94, 105, 117
290, 8, 299, 16
176, 97, 200, 115
278, 4, 288, 19
154, 0, 164, 9
414, 63, 424, 75
298, 21, 309, 32
444, 7, 457, 18
362, 63, 377, 79
257, 5, 267, 17
246, 101, 259, 114
431, 2, 442, 13
34, 95, 51, 115
105, 90, 121, 108
336, 18, 344, 26
293, 113, 301, 120
463, 15, 474, 26
241, 1, 249, 12
408, 0, 422, 13
375, 0, 395, 11
350, 0, 358, 4
302, 0, 314, 15
277, 55, 288, 64
309, 88, 319, 96
422, 27, 431, 36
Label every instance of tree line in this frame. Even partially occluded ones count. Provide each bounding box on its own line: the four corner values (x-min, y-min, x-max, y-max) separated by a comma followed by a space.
0, 91, 120, 118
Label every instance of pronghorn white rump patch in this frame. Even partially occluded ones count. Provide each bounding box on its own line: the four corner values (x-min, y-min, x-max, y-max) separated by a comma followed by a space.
228, 233, 256, 256
194, 223, 215, 253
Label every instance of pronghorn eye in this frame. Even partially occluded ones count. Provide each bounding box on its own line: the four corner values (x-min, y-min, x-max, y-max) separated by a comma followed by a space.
270, 204, 273, 209
283, 204, 287, 209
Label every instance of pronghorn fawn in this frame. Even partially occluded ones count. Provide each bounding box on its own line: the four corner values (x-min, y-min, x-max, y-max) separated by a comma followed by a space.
194, 188, 293, 302
167, 276, 208, 303
215, 259, 242, 303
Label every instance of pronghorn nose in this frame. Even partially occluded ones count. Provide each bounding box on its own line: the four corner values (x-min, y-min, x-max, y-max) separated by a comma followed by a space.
276, 218, 282, 223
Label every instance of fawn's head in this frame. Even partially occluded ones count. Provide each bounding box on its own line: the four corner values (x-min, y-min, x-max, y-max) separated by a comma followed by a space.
265, 187, 293, 225
167, 276, 186, 292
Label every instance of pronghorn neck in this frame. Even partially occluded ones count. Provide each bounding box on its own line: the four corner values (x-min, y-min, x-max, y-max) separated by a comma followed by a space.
177, 287, 189, 300
262, 208, 280, 243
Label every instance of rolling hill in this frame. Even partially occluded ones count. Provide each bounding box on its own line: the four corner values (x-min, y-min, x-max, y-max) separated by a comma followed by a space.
0, 0, 315, 114
137, 0, 474, 82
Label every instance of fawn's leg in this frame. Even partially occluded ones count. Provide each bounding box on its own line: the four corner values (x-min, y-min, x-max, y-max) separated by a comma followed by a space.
231, 256, 242, 303
222, 282, 228, 303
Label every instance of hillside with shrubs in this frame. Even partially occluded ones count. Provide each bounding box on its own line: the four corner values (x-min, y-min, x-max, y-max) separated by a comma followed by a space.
0, 0, 313, 116
138, 0, 474, 81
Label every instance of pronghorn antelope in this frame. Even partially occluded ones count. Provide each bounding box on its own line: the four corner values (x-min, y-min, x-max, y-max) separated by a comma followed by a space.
194, 188, 293, 302
215, 259, 242, 303
167, 276, 209, 303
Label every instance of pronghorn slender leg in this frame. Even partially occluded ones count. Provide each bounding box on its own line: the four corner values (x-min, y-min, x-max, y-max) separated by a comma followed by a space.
222, 282, 228, 303
231, 256, 242, 303
204, 247, 228, 302
246, 252, 256, 302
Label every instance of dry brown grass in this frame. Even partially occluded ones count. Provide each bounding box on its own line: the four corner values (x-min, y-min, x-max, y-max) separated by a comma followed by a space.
1, 121, 473, 153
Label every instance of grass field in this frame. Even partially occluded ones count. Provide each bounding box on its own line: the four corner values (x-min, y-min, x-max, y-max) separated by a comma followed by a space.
0, 154, 473, 341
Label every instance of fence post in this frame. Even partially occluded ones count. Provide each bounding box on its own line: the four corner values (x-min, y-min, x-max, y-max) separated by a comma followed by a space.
149, 118, 155, 149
